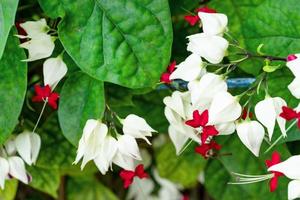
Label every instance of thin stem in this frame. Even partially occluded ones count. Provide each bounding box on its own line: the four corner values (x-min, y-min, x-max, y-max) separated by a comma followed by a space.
178, 138, 195, 156
32, 100, 47, 133
264, 120, 297, 153
236, 52, 286, 61
231, 172, 270, 178
180, 7, 195, 15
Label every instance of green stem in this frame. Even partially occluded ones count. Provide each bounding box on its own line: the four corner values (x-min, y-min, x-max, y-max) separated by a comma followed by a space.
32, 100, 47, 133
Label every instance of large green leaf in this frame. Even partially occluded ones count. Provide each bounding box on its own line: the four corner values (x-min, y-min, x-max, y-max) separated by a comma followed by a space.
58, 72, 105, 146
155, 142, 207, 187
0, 0, 19, 58
28, 166, 60, 198
38, 0, 173, 88
67, 177, 118, 200
205, 136, 290, 200
0, 180, 18, 200
0, 29, 27, 144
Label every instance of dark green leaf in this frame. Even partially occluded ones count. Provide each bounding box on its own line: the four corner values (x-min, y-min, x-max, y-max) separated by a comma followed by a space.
58, 72, 105, 146
0, 0, 19, 58
0, 29, 27, 144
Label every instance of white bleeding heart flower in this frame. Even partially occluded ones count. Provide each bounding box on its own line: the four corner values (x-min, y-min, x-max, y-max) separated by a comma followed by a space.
208, 91, 242, 125
215, 122, 235, 135
93, 136, 118, 175
112, 135, 142, 171
122, 114, 156, 145
288, 180, 300, 200
43, 56, 68, 90
74, 119, 108, 170
0, 157, 9, 189
16, 18, 50, 38
15, 131, 41, 166
286, 54, 300, 77
268, 155, 300, 180
19, 34, 55, 62
235, 120, 265, 157
187, 33, 229, 64
254, 96, 287, 140
198, 12, 228, 36
4, 139, 16, 156
7, 156, 29, 185
163, 91, 192, 119
187, 73, 227, 108
288, 77, 300, 99
168, 125, 189, 155
169, 53, 206, 82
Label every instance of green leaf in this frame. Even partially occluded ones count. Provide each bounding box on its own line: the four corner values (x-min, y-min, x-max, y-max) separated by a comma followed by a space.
67, 177, 118, 200
28, 166, 60, 198
0, 0, 19, 58
155, 142, 207, 187
0, 29, 27, 144
0, 180, 18, 200
39, 0, 173, 88
58, 72, 105, 146
205, 136, 290, 200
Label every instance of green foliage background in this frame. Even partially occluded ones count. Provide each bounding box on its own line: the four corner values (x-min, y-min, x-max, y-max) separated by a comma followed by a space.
0, 0, 299, 199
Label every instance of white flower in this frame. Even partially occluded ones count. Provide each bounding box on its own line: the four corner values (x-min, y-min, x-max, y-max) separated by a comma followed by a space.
288, 77, 300, 99
15, 131, 41, 166
236, 120, 265, 157
7, 156, 29, 184
198, 12, 228, 36
208, 91, 242, 125
93, 136, 118, 175
0, 157, 9, 189
43, 56, 68, 90
288, 180, 300, 200
112, 135, 142, 170
215, 122, 235, 135
127, 178, 155, 200
122, 114, 156, 145
286, 54, 300, 77
169, 53, 206, 82
163, 91, 192, 119
187, 33, 229, 64
19, 34, 55, 62
74, 120, 108, 169
254, 96, 287, 140
17, 18, 50, 38
187, 73, 227, 108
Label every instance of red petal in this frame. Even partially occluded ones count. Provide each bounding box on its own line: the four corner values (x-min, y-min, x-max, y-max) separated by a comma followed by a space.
184, 15, 200, 26
198, 110, 209, 126
185, 110, 209, 128
210, 141, 222, 151
195, 6, 217, 14
287, 54, 297, 62
119, 170, 135, 189
266, 151, 282, 168
297, 119, 300, 129
134, 164, 148, 179
195, 144, 210, 158
279, 106, 298, 120
167, 61, 176, 73
269, 176, 278, 192
160, 72, 171, 83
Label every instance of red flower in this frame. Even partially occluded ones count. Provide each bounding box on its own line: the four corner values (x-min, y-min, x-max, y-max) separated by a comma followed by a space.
195, 141, 221, 159
182, 195, 190, 200
160, 61, 176, 83
279, 106, 300, 128
32, 85, 59, 109
287, 54, 297, 62
119, 164, 149, 189
265, 152, 284, 192
185, 110, 219, 143
184, 6, 217, 26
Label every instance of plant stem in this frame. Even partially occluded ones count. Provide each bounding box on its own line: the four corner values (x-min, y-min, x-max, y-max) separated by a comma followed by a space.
236, 52, 286, 61
32, 100, 47, 133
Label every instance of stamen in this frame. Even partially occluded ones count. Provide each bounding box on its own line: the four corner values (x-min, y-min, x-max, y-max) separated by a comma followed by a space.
229, 172, 274, 185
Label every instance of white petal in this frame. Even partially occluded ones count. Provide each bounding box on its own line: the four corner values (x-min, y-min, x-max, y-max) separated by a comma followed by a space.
20, 34, 55, 62
127, 178, 155, 200
274, 97, 287, 137
4, 139, 16, 156
15, 131, 32, 165
255, 98, 276, 140
19, 18, 49, 38
29, 133, 41, 164
43, 56, 68, 90
112, 152, 135, 170
288, 180, 300, 200
163, 91, 186, 118
0, 157, 9, 189
287, 55, 300, 77
236, 121, 265, 157
94, 136, 118, 175
216, 122, 235, 135
268, 155, 300, 179
8, 156, 28, 184
208, 91, 242, 124
117, 135, 141, 160
288, 77, 300, 99
168, 125, 189, 155
187, 33, 229, 64
198, 12, 228, 36
169, 54, 205, 82
188, 73, 227, 108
